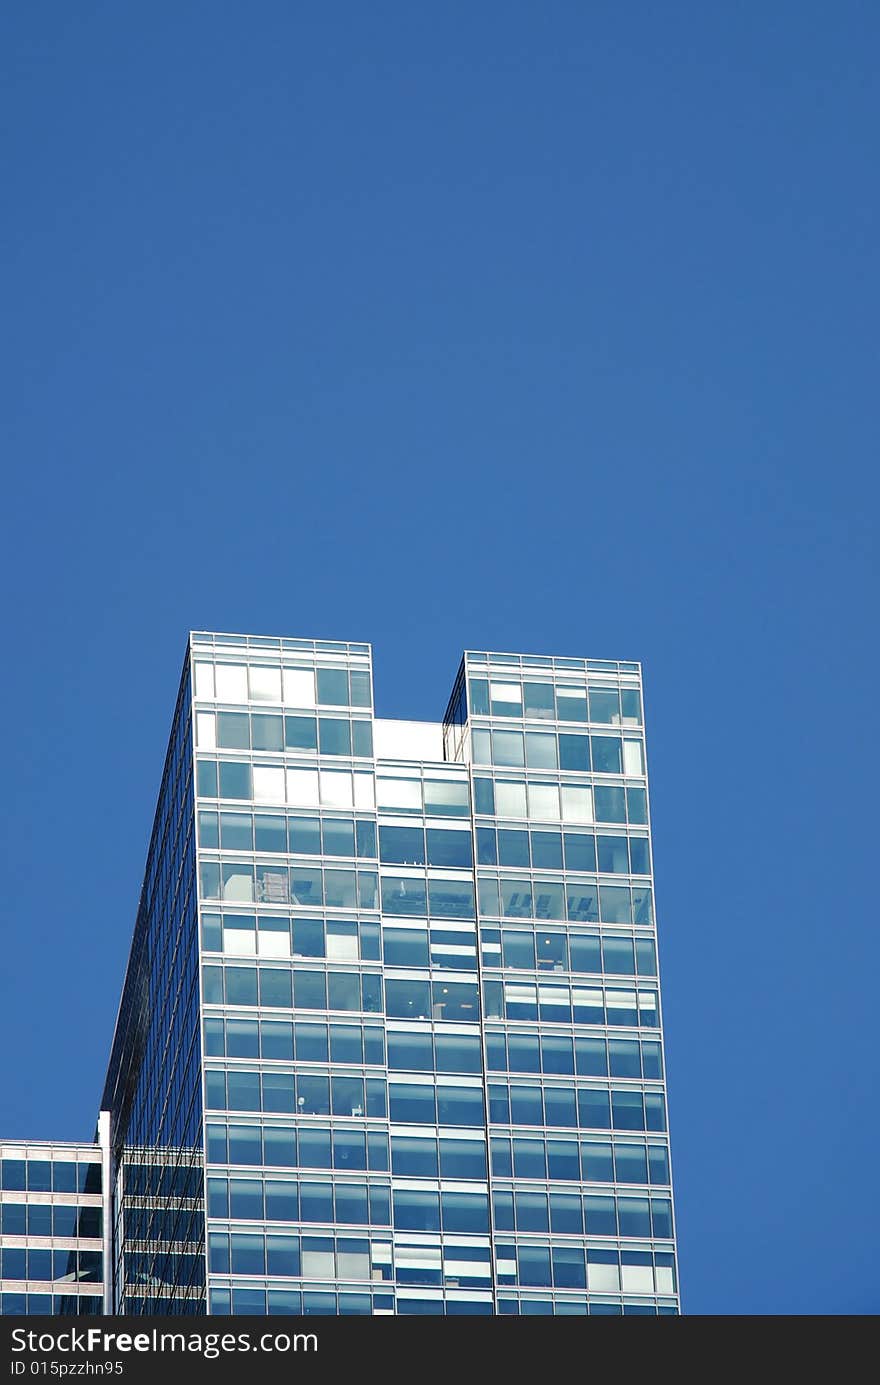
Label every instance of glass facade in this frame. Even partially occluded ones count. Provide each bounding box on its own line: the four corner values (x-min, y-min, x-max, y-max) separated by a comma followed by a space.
192, 634, 678, 1315
0, 1140, 105, 1316
100, 654, 204, 1313
450, 652, 676, 1314
1, 632, 678, 1316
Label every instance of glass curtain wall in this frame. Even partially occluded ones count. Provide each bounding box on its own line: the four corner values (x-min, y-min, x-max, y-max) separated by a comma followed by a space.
101, 654, 204, 1314
0, 1142, 104, 1316
450, 652, 679, 1314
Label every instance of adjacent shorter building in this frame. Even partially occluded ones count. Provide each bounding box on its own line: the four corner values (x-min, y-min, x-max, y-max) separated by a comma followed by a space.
0, 1128, 108, 1315
2, 633, 680, 1316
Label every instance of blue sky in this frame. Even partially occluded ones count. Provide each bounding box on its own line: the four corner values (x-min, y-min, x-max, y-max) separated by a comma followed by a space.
1, 3, 877, 1314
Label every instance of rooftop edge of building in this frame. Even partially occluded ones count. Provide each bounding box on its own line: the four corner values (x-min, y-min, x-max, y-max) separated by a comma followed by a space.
187, 631, 642, 673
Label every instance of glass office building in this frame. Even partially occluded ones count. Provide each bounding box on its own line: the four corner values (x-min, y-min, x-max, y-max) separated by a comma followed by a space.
1, 632, 679, 1315
0, 1134, 107, 1315
100, 658, 204, 1314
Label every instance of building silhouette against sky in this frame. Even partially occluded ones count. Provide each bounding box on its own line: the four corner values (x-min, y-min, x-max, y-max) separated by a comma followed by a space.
1, 633, 679, 1315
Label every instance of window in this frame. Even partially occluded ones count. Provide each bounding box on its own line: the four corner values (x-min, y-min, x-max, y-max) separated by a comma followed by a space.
352, 721, 373, 756
502, 930, 535, 969
383, 927, 429, 968
394, 1189, 440, 1232
528, 783, 560, 820
326, 920, 359, 960
468, 678, 490, 714
249, 665, 281, 702
592, 736, 622, 774
432, 980, 479, 1021
490, 682, 523, 716
286, 769, 319, 806
218, 711, 250, 749
196, 712, 216, 748
320, 771, 353, 808
498, 829, 529, 867
255, 814, 285, 853
589, 688, 620, 724
317, 667, 350, 706
473, 778, 494, 814
492, 731, 524, 766
285, 715, 318, 751
559, 734, 589, 772
439, 1137, 486, 1179
526, 733, 557, 769
318, 718, 350, 755
501, 878, 532, 918
194, 661, 215, 699
564, 832, 596, 872
392, 1136, 438, 1178
523, 682, 555, 719
376, 778, 422, 811
442, 1190, 489, 1233
252, 766, 284, 803
623, 739, 645, 775
385, 979, 431, 1019
387, 1030, 433, 1071
350, 670, 372, 707
561, 786, 592, 823
381, 875, 428, 916
379, 825, 425, 865
215, 665, 248, 702
556, 688, 587, 721
436, 1084, 484, 1126
495, 781, 527, 817
424, 779, 470, 817
389, 1082, 435, 1124
283, 668, 316, 707
426, 828, 472, 868
219, 761, 251, 800
427, 878, 475, 919
597, 834, 629, 873
531, 830, 562, 868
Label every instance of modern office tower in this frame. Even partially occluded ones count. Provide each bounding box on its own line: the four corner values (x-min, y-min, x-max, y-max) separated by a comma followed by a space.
0, 1132, 108, 1315
2, 632, 679, 1316
100, 656, 204, 1315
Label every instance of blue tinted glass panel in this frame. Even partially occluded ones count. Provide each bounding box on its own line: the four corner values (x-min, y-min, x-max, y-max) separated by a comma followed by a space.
317, 668, 349, 706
